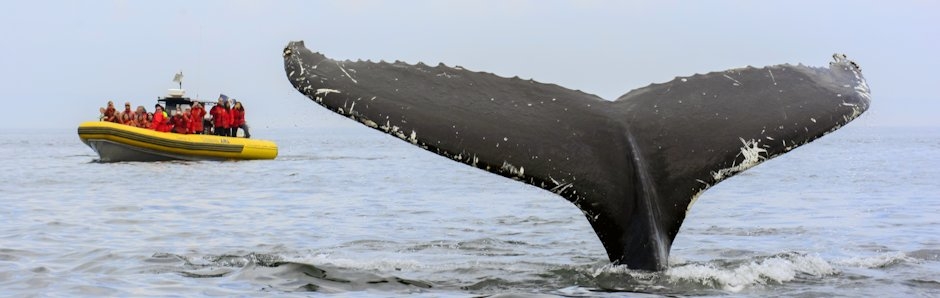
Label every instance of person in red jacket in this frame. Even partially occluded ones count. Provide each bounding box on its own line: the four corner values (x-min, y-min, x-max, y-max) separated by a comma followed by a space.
135, 106, 150, 128
160, 106, 170, 132
231, 102, 250, 138
150, 104, 170, 132
171, 109, 190, 134
190, 102, 206, 134
120, 102, 134, 125
225, 101, 236, 137
100, 101, 118, 122
210, 98, 228, 136
182, 108, 194, 134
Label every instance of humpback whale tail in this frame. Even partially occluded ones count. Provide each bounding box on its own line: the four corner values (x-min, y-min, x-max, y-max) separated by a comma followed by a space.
282, 40, 871, 271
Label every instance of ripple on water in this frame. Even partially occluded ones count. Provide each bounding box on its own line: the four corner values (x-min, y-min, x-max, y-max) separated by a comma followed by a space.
1, 127, 938, 296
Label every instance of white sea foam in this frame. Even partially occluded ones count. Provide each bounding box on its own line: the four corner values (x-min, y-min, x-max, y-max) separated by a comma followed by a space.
290, 253, 429, 271
834, 251, 912, 268
586, 253, 836, 292
663, 254, 836, 292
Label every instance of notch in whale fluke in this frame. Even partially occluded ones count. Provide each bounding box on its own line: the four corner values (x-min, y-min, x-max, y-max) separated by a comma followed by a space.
282, 40, 871, 271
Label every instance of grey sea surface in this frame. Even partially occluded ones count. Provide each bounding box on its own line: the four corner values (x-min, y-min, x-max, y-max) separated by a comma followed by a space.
0, 125, 937, 297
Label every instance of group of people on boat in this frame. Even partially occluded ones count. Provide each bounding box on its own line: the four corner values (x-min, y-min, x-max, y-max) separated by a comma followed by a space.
208, 97, 250, 138
98, 96, 250, 138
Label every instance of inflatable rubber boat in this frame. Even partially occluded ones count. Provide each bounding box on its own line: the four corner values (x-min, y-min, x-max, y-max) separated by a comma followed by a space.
78, 121, 278, 162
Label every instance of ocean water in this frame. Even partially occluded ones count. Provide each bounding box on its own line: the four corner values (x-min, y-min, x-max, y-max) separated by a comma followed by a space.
0, 124, 937, 297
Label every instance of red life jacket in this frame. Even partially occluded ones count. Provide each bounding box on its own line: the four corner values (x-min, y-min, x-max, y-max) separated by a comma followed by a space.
171, 115, 189, 134
211, 106, 227, 128
103, 107, 118, 122
151, 111, 168, 132
182, 114, 193, 134
191, 107, 205, 132
121, 108, 134, 125
136, 112, 149, 128
232, 109, 246, 126
225, 108, 235, 127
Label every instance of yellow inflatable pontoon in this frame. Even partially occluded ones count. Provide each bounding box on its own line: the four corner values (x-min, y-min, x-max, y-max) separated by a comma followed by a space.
78, 121, 278, 162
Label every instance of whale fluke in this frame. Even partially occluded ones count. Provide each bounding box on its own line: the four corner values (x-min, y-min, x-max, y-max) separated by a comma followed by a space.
282, 40, 871, 270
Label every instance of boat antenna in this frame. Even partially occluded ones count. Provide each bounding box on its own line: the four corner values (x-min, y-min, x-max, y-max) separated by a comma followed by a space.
173, 71, 184, 89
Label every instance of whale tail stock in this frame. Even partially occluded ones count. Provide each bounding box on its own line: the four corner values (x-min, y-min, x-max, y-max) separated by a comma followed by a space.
283, 41, 871, 270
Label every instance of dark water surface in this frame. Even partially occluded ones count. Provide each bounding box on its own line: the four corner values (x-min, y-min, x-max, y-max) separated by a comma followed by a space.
1, 125, 937, 297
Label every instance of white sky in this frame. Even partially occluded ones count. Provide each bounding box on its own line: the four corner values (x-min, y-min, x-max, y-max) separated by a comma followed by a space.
1, 0, 937, 129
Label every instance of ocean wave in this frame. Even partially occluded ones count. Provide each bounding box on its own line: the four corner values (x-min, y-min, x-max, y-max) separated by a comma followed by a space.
289, 253, 429, 272
834, 251, 913, 268
586, 252, 835, 293
140, 248, 933, 296
663, 253, 835, 292
160, 252, 434, 293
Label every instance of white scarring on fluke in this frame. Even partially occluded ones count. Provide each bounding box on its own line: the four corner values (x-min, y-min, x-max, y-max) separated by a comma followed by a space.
710, 138, 768, 182
501, 161, 525, 178
688, 138, 770, 215
315, 88, 341, 96
829, 53, 869, 128
314, 88, 341, 103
